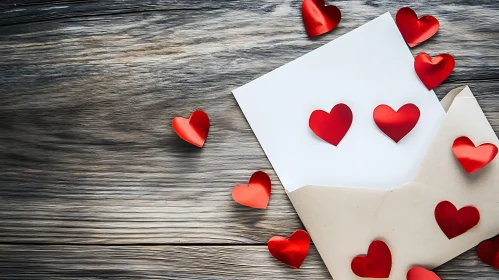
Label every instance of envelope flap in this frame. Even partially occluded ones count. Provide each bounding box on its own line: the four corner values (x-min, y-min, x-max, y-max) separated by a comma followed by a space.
414, 86, 499, 186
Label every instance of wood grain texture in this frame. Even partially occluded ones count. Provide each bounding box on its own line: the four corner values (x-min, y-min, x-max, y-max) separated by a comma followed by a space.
0, 0, 498, 279
0, 1, 498, 81
0, 245, 497, 280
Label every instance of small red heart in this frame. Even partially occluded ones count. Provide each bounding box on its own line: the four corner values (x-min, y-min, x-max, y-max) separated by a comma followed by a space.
373, 103, 420, 143
172, 110, 210, 147
396, 7, 439, 48
302, 0, 341, 37
414, 52, 455, 90
434, 201, 480, 239
477, 235, 499, 269
351, 240, 392, 278
407, 266, 440, 280
309, 103, 353, 146
268, 229, 310, 269
452, 136, 498, 174
232, 171, 271, 209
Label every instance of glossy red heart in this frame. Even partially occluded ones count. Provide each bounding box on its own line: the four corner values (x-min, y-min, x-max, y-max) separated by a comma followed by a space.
407, 266, 440, 280
302, 0, 341, 37
172, 110, 210, 147
452, 136, 498, 174
414, 52, 455, 90
232, 171, 271, 209
309, 103, 352, 146
435, 201, 480, 239
373, 103, 420, 143
268, 230, 310, 269
476, 235, 499, 269
396, 7, 439, 48
351, 240, 392, 278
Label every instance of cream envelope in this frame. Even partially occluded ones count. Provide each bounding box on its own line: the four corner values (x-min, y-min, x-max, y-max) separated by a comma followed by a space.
289, 86, 499, 279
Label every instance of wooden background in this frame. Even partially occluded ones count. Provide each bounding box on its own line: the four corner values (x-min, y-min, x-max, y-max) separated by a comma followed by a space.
0, 0, 498, 279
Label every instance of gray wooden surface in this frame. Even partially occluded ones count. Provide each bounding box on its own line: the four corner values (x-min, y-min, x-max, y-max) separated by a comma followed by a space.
0, 0, 498, 279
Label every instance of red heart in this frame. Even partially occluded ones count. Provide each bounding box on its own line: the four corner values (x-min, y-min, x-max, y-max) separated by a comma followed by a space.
476, 235, 499, 269
407, 266, 440, 280
268, 230, 310, 269
351, 240, 392, 278
373, 103, 420, 143
309, 103, 353, 146
414, 52, 455, 90
172, 110, 210, 147
396, 7, 439, 48
232, 171, 271, 209
452, 136, 498, 174
302, 0, 341, 37
434, 201, 480, 239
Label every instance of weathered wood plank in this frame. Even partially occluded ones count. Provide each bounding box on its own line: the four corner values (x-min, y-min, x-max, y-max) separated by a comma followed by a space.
0, 0, 498, 278
0, 245, 497, 279
0, 79, 497, 244
0, 1, 498, 81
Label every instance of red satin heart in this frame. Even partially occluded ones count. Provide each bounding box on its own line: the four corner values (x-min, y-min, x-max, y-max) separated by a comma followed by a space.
396, 7, 439, 48
452, 136, 498, 174
309, 103, 352, 146
172, 110, 210, 147
434, 201, 480, 239
477, 235, 499, 269
268, 230, 310, 269
302, 0, 341, 37
232, 171, 271, 209
407, 266, 440, 280
414, 52, 455, 90
373, 103, 420, 143
351, 240, 392, 278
